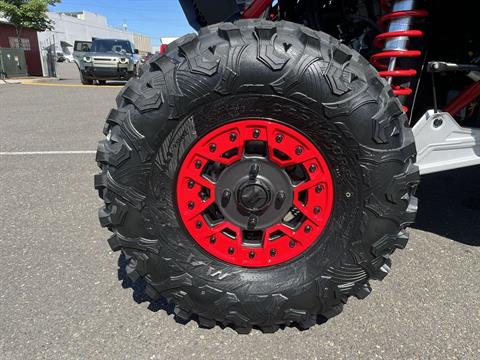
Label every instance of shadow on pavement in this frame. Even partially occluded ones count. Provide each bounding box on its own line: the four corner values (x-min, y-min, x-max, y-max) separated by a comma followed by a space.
413, 165, 480, 246
117, 253, 177, 316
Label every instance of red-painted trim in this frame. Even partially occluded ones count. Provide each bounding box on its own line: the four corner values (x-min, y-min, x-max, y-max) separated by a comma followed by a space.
176, 119, 334, 268
444, 81, 480, 115
242, 0, 272, 19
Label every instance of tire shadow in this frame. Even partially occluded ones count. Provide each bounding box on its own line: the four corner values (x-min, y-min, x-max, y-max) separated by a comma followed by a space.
116, 254, 178, 318
413, 165, 480, 246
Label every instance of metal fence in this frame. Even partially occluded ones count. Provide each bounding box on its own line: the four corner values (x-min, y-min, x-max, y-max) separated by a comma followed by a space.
39, 35, 57, 77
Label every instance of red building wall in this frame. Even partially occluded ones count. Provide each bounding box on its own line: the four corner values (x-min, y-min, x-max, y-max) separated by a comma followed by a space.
0, 22, 43, 76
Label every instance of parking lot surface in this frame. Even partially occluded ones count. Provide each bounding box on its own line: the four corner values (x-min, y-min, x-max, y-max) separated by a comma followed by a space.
1, 71, 479, 359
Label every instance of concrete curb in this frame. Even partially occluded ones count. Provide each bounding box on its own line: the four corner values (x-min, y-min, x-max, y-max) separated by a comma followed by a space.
15, 77, 58, 84
1, 77, 58, 85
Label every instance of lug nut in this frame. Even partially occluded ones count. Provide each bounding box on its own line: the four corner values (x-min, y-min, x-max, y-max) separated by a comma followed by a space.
304, 225, 311, 233
228, 247, 235, 255
253, 129, 260, 138
247, 215, 258, 230
199, 191, 208, 201
275, 134, 283, 143
249, 251, 255, 259
309, 164, 316, 173
249, 163, 259, 180
195, 160, 202, 169
275, 191, 286, 209
209, 143, 216, 152
313, 206, 320, 215
315, 185, 323, 193
295, 146, 303, 155
188, 180, 195, 189
209, 236, 216, 244
229, 133, 237, 142
289, 240, 295, 248
188, 201, 195, 210
221, 189, 232, 208
270, 248, 277, 256
195, 220, 202, 229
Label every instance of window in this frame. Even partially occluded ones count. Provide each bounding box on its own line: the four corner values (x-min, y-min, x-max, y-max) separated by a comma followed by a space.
9, 37, 31, 50
90, 39, 133, 54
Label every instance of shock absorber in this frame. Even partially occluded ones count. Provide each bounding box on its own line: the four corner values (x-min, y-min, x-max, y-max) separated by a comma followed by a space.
371, 0, 428, 112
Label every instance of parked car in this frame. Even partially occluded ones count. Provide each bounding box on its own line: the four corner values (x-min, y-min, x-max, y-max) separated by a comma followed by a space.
56, 52, 75, 63
56, 52, 66, 63
73, 38, 140, 85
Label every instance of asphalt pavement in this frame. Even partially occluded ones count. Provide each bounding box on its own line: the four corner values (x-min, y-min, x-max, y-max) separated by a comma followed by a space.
1, 67, 479, 359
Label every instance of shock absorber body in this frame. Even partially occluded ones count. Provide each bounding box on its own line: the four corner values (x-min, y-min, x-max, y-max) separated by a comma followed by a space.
371, 0, 428, 111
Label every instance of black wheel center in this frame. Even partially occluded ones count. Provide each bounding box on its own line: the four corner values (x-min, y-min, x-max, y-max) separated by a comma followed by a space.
215, 158, 293, 231
239, 183, 270, 212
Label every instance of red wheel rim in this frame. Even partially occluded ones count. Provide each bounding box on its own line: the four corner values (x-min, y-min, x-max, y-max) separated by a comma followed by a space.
176, 120, 334, 267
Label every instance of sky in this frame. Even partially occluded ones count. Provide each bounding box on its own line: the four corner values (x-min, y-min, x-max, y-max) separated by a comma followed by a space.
49, 0, 194, 44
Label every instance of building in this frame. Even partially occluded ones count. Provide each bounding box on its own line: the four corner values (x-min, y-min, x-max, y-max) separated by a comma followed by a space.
38, 11, 152, 75
133, 33, 152, 56
0, 18, 43, 76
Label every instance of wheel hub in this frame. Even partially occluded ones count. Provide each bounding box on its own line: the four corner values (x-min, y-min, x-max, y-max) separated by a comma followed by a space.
216, 158, 293, 231
239, 183, 269, 212
176, 119, 334, 267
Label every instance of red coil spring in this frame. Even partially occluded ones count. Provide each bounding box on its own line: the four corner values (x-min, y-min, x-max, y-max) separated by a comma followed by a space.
370, 9, 429, 111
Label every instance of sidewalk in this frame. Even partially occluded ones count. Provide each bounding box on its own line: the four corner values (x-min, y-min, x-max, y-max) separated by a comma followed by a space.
1, 62, 79, 85
0, 76, 57, 85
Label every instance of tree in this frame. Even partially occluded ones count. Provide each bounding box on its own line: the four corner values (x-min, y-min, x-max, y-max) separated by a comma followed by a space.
0, 0, 60, 48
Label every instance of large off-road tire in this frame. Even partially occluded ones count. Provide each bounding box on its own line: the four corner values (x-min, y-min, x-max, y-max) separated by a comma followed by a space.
95, 20, 419, 333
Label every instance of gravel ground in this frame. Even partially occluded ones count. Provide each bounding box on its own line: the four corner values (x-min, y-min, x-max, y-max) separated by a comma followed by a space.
1, 78, 479, 360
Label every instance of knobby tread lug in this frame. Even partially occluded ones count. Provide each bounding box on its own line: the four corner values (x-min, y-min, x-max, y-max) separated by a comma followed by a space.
104, 108, 126, 134
371, 229, 409, 257
103, 108, 154, 162
323, 47, 353, 96
297, 315, 317, 330
321, 303, 344, 319
372, 99, 404, 144
120, 111, 154, 162
174, 306, 192, 321
96, 139, 131, 168
198, 316, 216, 329
122, 78, 165, 114
353, 283, 372, 300
98, 198, 129, 228
126, 260, 141, 283
179, 37, 220, 76
96, 170, 146, 210
215, 23, 248, 94
109, 231, 159, 254
254, 24, 290, 71
145, 283, 162, 300
283, 308, 307, 322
